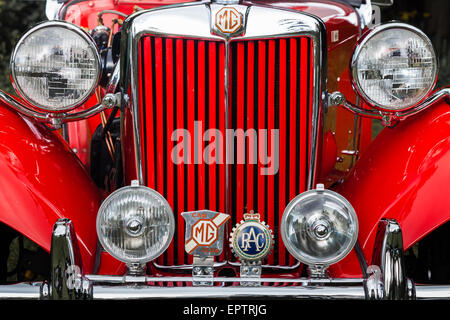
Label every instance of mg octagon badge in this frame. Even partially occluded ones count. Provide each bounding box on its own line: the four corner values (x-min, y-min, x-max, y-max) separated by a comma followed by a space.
215, 7, 242, 34
212, 6, 245, 37
182, 210, 230, 257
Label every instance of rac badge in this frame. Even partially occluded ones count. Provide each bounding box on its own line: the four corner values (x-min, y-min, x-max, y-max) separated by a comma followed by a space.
182, 210, 230, 257
215, 7, 242, 34
230, 211, 273, 263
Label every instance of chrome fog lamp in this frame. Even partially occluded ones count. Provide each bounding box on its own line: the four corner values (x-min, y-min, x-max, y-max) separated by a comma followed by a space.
11, 21, 101, 112
281, 185, 358, 269
96, 182, 175, 264
351, 23, 437, 111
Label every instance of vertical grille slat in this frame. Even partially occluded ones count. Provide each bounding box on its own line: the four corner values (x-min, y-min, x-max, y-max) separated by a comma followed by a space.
138, 35, 313, 267
266, 39, 276, 266
171, 38, 179, 266
235, 42, 245, 227
165, 38, 175, 265
257, 40, 266, 225
217, 42, 227, 263
274, 39, 288, 264
174, 39, 185, 265
207, 42, 217, 212
246, 41, 255, 215
155, 37, 165, 265
288, 38, 296, 266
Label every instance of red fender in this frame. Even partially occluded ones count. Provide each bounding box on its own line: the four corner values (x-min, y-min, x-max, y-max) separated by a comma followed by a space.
0, 100, 102, 273
335, 95, 450, 276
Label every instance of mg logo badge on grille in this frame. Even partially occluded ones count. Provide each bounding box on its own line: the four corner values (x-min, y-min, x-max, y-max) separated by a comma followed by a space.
182, 210, 230, 257
192, 220, 217, 246
215, 7, 242, 34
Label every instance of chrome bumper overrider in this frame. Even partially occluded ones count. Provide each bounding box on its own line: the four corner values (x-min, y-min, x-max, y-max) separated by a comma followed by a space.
0, 219, 449, 300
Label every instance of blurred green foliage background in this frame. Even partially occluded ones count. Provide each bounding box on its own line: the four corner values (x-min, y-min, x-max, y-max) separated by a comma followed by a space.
380, 0, 449, 88
0, 0, 45, 94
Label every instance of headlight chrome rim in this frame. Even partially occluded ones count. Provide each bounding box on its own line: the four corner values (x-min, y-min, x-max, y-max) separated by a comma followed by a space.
281, 187, 359, 267
351, 22, 438, 112
96, 184, 175, 264
10, 20, 101, 113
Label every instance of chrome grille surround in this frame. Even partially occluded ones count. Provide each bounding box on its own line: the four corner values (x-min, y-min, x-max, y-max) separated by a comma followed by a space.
120, 1, 327, 191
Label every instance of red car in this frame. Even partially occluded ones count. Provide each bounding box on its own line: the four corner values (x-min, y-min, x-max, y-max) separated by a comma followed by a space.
0, 0, 448, 300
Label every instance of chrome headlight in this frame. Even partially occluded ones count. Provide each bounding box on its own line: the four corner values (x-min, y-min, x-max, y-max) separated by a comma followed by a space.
351, 23, 437, 111
96, 184, 175, 264
281, 185, 358, 267
11, 21, 101, 112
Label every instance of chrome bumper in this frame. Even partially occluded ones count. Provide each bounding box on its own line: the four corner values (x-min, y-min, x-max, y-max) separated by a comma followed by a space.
0, 218, 449, 300
0, 281, 449, 300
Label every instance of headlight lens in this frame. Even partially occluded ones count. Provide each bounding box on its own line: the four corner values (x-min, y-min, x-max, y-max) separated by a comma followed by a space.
11, 21, 101, 112
97, 185, 175, 264
351, 23, 437, 111
281, 186, 358, 266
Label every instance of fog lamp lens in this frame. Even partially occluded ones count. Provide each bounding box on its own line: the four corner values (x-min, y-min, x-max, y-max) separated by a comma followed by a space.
281, 185, 358, 266
96, 185, 175, 264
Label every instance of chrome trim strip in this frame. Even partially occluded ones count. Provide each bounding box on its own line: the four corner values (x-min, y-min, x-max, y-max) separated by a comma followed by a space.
0, 89, 107, 126
398, 87, 450, 118
0, 283, 42, 300
151, 260, 302, 273
63, 103, 107, 121
0, 89, 48, 120
106, 61, 121, 94
85, 274, 364, 285
415, 285, 450, 300
212, 0, 240, 4
0, 89, 108, 127
329, 87, 450, 122
121, 2, 326, 189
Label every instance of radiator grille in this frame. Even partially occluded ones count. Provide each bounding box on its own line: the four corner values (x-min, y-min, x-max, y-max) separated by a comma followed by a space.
138, 35, 314, 266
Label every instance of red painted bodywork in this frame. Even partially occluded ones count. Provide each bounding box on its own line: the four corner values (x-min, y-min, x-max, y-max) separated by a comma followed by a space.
335, 96, 450, 277
0, 0, 447, 282
0, 97, 102, 273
